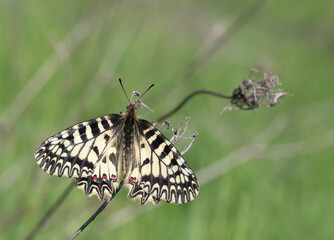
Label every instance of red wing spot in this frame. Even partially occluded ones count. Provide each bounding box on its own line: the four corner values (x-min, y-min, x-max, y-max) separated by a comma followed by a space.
129, 177, 137, 183
102, 174, 107, 179
93, 175, 98, 180
111, 174, 117, 180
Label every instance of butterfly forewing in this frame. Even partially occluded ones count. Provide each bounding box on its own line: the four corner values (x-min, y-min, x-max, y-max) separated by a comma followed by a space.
35, 114, 124, 199
126, 119, 199, 204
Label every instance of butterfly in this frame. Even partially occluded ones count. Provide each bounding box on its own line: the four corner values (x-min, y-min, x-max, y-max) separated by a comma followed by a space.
35, 84, 199, 205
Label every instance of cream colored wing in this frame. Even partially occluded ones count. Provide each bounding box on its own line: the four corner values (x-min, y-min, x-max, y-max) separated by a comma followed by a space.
35, 114, 124, 200
126, 119, 199, 204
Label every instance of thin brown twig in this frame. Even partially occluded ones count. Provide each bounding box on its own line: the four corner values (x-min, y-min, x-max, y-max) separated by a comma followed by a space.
69, 180, 124, 240
155, 90, 232, 122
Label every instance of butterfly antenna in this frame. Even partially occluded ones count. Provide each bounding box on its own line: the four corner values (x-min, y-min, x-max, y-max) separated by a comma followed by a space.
137, 84, 154, 102
119, 78, 131, 104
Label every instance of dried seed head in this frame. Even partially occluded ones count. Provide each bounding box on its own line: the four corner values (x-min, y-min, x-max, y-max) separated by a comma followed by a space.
225, 69, 289, 112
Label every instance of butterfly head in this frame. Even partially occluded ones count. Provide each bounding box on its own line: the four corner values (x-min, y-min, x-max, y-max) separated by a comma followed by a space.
126, 103, 137, 113
123, 103, 139, 121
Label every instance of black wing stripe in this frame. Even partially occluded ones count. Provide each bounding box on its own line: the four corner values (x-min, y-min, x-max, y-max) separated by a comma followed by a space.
78, 124, 88, 142
89, 120, 101, 137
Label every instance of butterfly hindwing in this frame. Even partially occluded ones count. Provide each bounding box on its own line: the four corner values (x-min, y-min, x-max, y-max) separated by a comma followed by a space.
75, 127, 124, 199
35, 114, 124, 199
126, 120, 199, 204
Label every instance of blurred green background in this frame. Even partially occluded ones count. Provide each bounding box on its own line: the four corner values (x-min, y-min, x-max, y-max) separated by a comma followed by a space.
1, 0, 334, 239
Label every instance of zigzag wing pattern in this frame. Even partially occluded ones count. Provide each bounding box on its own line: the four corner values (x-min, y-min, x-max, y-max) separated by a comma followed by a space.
35, 114, 124, 199
126, 120, 199, 204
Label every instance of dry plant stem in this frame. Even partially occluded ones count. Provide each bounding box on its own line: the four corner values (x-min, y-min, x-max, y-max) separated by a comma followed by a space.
170, 117, 191, 144
181, 132, 198, 155
158, 120, 170, 131
25, 182, 74, 240
156, 90, 232, 122
69, 180, 124, 240
69, 198, 112, 240
178, 117, 191, 142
